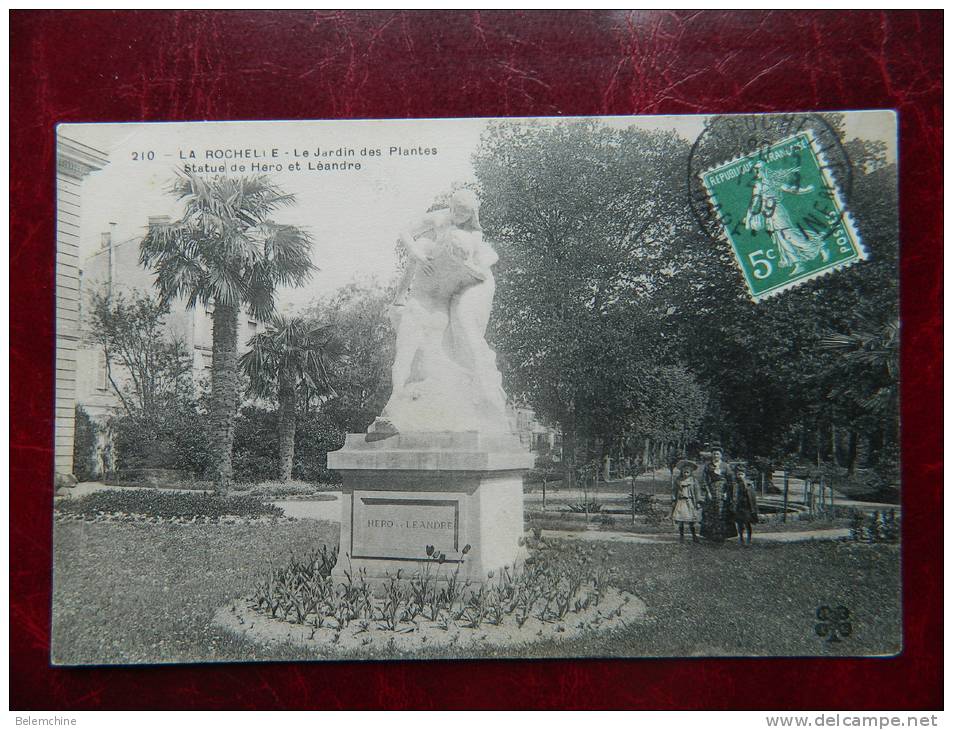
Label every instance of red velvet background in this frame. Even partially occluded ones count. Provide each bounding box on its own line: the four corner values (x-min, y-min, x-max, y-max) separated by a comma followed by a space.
10, 10, 942, 710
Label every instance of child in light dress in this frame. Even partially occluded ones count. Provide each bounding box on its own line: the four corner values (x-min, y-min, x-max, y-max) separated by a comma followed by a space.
671, 460, 708, 543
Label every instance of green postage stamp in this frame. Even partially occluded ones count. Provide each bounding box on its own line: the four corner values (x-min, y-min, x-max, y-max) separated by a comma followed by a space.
701, 130, 867, 301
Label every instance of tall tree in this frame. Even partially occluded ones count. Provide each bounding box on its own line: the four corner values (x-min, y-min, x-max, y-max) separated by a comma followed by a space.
474, 120, 691, 471
87, 288, 192, 415
627, 363, 708, 465
820, 307, 899, 473
140, 172, 314, 492
304, 279, 395, 433
240, 315, 340, 482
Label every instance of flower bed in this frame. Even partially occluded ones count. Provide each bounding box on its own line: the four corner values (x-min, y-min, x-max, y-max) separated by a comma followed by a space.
54, 489, 287, 525
216, 537, 644, 652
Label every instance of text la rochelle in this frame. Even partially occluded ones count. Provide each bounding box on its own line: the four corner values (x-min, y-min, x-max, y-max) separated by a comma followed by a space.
180, 149, 280, 160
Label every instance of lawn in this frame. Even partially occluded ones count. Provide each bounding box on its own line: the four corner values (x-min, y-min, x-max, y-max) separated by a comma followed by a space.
51, 520, 900, 664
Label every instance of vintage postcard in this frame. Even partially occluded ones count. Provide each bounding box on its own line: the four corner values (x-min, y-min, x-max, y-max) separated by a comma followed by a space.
53, 112, 899, 664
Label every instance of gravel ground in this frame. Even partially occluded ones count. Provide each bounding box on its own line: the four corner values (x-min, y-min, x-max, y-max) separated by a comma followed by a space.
52, 521, 900, 663
527, 511, 856, 534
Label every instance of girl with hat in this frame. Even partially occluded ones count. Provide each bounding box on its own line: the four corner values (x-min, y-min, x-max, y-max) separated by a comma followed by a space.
671, 459, 708, 543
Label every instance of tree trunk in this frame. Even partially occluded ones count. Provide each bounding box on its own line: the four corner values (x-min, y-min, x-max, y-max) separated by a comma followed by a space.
631, 473, 637, 524
277, 376, 297, 483
782, 473, 789, 523
847, 430, 859, 476
869, 427, 885, 467
562, 424, 576, 490
210, 303, 240, 493
830, 422, 839, 466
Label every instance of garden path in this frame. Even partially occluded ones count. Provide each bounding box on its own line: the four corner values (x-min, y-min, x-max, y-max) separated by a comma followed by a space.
62, 484, 874, 545
269, 497, 341, 521
270, 496, 852, 544
541, 527, 851, 544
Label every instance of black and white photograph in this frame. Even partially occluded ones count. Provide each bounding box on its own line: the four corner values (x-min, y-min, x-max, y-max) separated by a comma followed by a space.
52, 112, 901, 665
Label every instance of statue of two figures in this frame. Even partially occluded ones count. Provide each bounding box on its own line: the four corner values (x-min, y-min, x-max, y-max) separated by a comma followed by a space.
367, 190, 511, 440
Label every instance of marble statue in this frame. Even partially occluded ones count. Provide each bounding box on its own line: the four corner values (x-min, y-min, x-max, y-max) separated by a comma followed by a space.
367, 189, 510, 439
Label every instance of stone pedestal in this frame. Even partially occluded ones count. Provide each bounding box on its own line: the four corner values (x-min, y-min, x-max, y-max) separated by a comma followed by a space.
327, 431, 534, 585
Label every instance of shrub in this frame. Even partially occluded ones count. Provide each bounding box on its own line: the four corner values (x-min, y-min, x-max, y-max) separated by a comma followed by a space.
847, 508, 899, 544
55, 489, 283, 520
566, 501, 603, 514
629, 492, 655, 515
524, 453, 561, 486
72, 406, 100, 482
233, 481, 338, 499
849, 510, 866, 541
628, 492, 667, 525
837, 469, 900, 504
869, 443, 901, 497
293, 413, 345, 484
232, 406, 280, 482
111, 400, 211, 477
232, 406, 345, 484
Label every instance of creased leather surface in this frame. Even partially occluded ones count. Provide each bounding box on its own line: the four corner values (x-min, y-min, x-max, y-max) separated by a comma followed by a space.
10, 10, 941, 710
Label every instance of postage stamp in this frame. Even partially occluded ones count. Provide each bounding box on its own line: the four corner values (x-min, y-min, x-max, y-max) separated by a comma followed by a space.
700, 129, 867, 301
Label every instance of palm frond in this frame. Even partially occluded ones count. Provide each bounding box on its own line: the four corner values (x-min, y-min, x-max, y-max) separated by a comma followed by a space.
145, 170, 314, 321
250, 222, 315, 286
239, 313, 341, 399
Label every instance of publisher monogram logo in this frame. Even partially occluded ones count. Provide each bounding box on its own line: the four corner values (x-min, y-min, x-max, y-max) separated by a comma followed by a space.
814, 605, 852, 643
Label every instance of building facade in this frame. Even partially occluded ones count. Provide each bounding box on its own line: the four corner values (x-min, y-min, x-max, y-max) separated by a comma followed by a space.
76, 228, 262, 423
55, 135, 108, 483
511, 406, 560, 457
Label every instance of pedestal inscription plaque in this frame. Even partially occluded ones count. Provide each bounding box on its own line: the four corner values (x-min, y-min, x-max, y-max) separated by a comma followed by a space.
351, 492, 462, 562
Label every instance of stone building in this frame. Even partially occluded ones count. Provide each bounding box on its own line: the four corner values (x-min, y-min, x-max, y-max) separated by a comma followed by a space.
76, 225, 263, 425
511, 406, 560, 457
55, 134, 108, 484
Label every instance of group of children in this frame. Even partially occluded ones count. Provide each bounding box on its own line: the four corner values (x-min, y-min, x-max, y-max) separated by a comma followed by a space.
671, 448, 760, 546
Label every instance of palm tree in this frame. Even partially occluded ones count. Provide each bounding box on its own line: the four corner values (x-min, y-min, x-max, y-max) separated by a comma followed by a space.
240, 315, 340, 482
821, 311, 899, 420
821, 310, 899, 474
140, 172, 314, 492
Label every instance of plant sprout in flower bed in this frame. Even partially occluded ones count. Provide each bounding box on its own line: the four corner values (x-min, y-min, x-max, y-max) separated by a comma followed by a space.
54, 489, 285, 522
247, 534, 624, 635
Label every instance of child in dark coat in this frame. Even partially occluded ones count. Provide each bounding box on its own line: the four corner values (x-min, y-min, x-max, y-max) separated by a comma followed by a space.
731, 465, 760, 545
